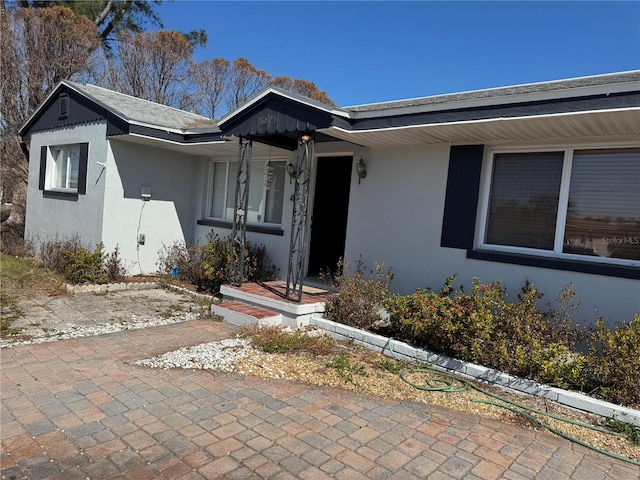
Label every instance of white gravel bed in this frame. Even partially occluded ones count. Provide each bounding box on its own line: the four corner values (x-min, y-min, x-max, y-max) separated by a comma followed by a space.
0, 313, 199, 349
133, 337, 254, 372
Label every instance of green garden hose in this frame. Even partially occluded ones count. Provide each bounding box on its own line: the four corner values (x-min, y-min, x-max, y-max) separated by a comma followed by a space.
383, 338, 640, 466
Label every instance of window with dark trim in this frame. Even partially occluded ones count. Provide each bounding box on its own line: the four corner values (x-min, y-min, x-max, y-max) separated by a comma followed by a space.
39, 143, 89, 195
479, 147, 640, 265
206, 159, 286, 225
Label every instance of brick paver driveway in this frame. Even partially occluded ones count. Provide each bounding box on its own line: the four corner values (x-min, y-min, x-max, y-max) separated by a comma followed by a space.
1, 319, 638, 479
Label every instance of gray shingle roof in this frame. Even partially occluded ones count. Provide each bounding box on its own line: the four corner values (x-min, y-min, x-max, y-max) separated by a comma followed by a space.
343, 71, 640, 112
64, 80, 219, 132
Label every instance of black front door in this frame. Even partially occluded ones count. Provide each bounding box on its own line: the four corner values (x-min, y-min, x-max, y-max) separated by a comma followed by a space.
307, 156, 353, 277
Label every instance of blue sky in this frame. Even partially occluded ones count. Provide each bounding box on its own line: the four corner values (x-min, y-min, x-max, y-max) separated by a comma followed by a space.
157, 1, 640, 106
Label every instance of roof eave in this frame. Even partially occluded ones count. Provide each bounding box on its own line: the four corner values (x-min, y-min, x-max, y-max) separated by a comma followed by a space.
217, 87, 349, 127
348, 73, 640, 119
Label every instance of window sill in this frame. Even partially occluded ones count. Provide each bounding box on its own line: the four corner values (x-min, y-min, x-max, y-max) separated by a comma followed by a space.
467, 249, 640, 280
43, 190, 78, 200
197, 218, 284, 236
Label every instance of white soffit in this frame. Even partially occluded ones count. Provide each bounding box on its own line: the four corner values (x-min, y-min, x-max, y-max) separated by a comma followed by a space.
112, 134, 287, 158
324, 109, 640, 146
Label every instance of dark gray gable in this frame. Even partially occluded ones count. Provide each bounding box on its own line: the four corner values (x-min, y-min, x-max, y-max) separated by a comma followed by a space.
220, 93, 348, 150
20, 85, 129, 141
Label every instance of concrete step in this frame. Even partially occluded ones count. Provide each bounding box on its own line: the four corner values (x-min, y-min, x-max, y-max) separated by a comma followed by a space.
211, 300, 282, 327
220, 282, 328, 327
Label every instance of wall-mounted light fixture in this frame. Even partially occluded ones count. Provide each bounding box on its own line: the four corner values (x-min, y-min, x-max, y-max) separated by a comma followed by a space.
286, 162, 297, 183
356, 158, 367, 184
301, 134, 312, 143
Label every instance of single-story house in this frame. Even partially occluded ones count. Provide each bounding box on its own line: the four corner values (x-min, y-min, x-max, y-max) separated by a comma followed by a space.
19, 71, 639, 324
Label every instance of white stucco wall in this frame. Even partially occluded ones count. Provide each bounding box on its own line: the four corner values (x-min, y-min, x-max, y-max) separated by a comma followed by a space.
343, 143, 639, 325
187, 139, 638, 324
101, 139, 201, 274
193, 151, 297, 279
25, 122, 108, 249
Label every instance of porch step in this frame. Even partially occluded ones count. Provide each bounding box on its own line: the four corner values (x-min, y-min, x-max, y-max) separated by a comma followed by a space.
219, 282, 329, 327
211, 300, 282, 327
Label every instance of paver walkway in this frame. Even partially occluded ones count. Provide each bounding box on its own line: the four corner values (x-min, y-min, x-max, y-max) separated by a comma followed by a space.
1, 319, 638, 479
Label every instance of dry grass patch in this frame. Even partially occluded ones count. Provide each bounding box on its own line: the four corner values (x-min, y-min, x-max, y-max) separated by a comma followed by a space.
1, 254, 67, 299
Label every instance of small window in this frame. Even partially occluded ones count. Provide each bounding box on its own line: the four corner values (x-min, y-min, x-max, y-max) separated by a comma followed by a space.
49, 145, 80, 190
207, 159, 286, 224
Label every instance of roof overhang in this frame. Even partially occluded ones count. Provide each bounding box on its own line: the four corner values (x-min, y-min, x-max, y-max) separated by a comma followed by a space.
111, 133, 289, 158
321, 107, 640, 147
216, 73, 640, 150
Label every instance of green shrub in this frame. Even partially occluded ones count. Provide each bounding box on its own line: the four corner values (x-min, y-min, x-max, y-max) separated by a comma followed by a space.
387, 276, 497, 362
385, 276, 588, 389
63, 243, 108, 284
515, 341, 586, 388
37, 236, 127, 284
586, 315, 640, 406
324, 259, 393, 330
39, 234, 84, 274
199, 234, 233, 292
483, 281, 583, 374
157, 232, 277, 293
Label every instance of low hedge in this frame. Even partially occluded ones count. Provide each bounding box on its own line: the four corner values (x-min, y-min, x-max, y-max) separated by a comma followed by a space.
325, 267, 639, 408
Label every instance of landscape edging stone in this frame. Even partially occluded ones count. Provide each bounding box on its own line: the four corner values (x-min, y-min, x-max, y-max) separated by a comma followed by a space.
310, 315, 640, 426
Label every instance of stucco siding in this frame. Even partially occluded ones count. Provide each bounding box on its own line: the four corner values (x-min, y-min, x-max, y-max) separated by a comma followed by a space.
343, 143, 639, 324
25, 122, 107, 248
193, 152, 297, 279
101, 139, 200, 274
344, 143, 456, 288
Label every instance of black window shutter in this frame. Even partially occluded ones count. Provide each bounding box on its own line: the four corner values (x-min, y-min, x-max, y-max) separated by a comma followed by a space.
38, 146, 47, 190
78, 143, 89, 195
440, 145, 484, 249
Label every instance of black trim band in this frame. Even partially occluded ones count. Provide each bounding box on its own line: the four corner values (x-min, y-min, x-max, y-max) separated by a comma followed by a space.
43, 190, 79, 201
467, 249, 640, 280
197, 218, 284, 236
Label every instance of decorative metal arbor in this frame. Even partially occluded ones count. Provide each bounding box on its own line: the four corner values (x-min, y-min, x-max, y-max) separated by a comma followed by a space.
229, 137, 252, 286
219, 89, 338, 301
285, 133, 314, 301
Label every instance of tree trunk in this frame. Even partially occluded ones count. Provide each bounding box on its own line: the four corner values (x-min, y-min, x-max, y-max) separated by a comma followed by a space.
5, 182, 26, 228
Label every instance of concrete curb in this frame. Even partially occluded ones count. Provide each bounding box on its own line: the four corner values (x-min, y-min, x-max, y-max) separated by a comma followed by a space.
310, 315, 640, 427
65, 282, 159, 293
162, 283, 220, 302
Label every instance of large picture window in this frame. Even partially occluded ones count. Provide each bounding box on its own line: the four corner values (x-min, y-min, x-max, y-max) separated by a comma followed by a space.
481, 147, 639, 264
207, 160, 286, 224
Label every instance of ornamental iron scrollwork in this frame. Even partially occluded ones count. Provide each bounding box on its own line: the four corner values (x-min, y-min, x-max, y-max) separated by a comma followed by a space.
286, 133, 314, 302
230, 137, 252, 286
